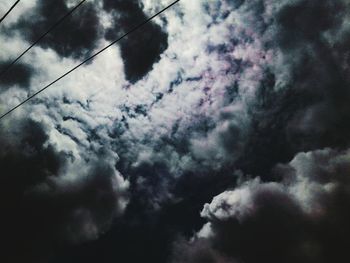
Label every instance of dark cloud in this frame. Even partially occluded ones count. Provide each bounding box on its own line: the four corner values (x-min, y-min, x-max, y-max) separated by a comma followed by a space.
276, 0, 344, 48
172, 238, 235, 263
49, 156, 236, 263
103, 0, 168, 82
171, 187, 308, 263
172, 148, 350, 263
0, 118, 127, 263
0, 60, 34, 89
236, 0, 350, 178
11, 0, 101, 59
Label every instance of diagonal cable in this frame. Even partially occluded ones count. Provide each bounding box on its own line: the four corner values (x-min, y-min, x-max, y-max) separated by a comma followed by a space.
0, 0, 20, 25
0, 0, 180, 121
0, 0, 87, 80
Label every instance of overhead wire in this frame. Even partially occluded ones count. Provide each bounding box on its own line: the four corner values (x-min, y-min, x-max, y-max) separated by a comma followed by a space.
0, 0, 87, 80
0, 0, 180, 121
0, 0, 20, 25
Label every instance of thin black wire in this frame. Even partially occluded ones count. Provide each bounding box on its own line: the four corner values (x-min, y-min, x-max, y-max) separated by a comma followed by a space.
0, 0, 180, 121
0, 0, 20, 25
0, 0, 87, 80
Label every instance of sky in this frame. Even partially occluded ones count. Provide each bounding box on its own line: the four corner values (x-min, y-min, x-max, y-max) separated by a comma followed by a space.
0, 0, 350, 262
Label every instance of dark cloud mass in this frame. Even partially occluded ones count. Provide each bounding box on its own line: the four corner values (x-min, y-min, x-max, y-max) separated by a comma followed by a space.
173, 149, 350, 263
11, 0, 101, 59
103, 0, 168, 82
0, 118, 127, 263
237, 0, 350, 177
0, 60, 34, 89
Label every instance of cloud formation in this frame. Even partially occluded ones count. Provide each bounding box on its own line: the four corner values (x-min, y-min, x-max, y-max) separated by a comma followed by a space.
239, 0, 350, 176
0, 116, 128, 262
0, 60, 34, 89
103, 0, 169, 82
9, 0, 102, 59
173, 148, 350, 263
169, 1, 350, 263
1, 0, 350, 262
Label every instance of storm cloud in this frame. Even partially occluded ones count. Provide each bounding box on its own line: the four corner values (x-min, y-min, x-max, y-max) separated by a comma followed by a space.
238, 0, 350, 177
9, 0, 101, 59
103, 0, 169, 82
172, 148, 350, 263
0, 89, 129, 263
1, 0, 350, 262
0, 60, 35, 89
0, 116, 128, 263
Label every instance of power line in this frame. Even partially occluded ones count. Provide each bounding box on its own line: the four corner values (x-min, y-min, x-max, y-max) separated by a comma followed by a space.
0, 0, 87, 80
0, 0, 20, 25
0, 0, 180, 121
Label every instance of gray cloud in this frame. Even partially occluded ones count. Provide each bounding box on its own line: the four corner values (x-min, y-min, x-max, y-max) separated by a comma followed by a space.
0, 115, 128, 262
8, 0, 102, 60
222, 0, 350, 177
172, 148, 350, 263
0, 60, 35, 89
103, 0, 169, 82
